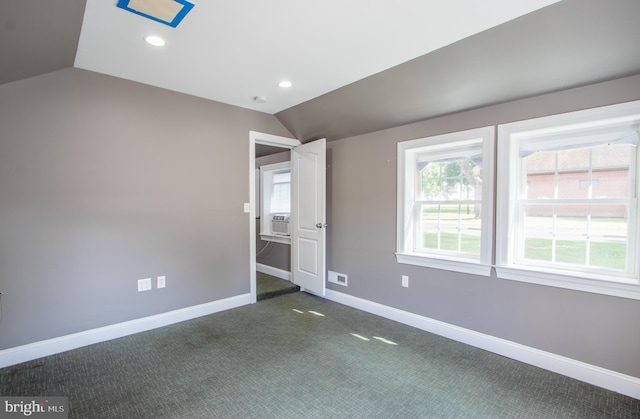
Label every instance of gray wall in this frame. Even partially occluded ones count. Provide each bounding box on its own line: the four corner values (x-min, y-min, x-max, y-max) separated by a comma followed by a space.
2, 66, 639, 380
255, 151, 291, 272
325, 74, 640, 378
0, 68, 292, 350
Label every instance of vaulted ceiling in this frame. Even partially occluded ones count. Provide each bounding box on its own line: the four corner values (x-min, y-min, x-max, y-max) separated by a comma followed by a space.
2, 0, 640, 143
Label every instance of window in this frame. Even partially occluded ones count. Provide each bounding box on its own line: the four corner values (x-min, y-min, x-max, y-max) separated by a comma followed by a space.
397, 126, 495, 275
496, 100, 640, 298
260, 161, 291, 244
270, 170, 291, 213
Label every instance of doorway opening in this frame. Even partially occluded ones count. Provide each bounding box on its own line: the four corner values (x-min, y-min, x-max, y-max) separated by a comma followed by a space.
249, 131, 327, 303
255, 146, 298, 300
249, 132, 300, 303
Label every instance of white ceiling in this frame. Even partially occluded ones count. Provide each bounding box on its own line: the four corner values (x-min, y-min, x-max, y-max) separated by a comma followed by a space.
74, 0, 560, 114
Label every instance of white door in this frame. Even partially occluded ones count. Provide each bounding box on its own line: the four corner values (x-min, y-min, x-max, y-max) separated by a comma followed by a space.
291, 138, 326, 296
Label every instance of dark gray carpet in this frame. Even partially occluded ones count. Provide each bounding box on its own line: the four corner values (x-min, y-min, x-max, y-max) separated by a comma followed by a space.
256, 272, 299, 301
1, 292, 638, 418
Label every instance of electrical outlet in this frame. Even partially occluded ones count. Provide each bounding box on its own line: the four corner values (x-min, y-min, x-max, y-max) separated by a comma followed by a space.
402, 275, 409, 288
138, 278, 152, 292
157, 276, 166, 289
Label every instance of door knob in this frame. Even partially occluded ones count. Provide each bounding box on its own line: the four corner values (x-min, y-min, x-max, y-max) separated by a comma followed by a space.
316, 223, 323, 229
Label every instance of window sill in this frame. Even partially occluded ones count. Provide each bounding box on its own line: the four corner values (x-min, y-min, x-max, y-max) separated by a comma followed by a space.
495, 265, 640, 300
259, 234, 290, 245
396, 253, 491, 276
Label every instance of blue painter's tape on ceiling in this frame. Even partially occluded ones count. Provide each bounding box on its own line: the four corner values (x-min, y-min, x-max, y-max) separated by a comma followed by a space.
117, 0, 195, 28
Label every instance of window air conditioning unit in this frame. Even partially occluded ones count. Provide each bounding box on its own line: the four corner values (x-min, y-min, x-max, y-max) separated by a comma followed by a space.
271, 213, 291, 236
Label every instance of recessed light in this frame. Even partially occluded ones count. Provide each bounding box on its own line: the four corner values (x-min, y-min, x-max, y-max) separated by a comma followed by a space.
144, 35, 166, 47
278, 80, 293, 88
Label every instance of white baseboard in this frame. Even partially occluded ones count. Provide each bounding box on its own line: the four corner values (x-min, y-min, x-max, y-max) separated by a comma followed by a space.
0, 293, 251, 369
325, 289, 640, 399
256, 263, 291, 281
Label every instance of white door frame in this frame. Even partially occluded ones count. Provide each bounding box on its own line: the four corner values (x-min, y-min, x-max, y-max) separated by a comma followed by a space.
249, 131, 301, 303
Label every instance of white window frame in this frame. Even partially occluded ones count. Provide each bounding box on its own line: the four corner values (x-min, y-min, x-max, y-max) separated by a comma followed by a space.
259, 161, 291, 245
396, 126, 495, 276
496, 100, 640, 300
